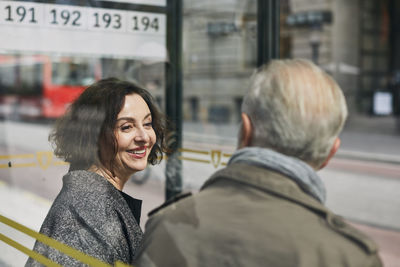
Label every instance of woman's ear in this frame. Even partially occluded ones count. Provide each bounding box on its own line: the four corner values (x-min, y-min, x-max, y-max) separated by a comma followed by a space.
238, 113, 253, 148
319, 137, 341, 169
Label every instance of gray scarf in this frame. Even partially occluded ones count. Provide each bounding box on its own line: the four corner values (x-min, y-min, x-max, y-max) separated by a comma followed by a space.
228, 147, 326, 203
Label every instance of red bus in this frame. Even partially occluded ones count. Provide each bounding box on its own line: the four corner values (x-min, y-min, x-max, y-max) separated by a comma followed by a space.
0, 55, 101, 119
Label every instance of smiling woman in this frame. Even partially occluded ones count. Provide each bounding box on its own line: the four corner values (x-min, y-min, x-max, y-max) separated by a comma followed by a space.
25, 78, 168, 267
109, 94, 157, 189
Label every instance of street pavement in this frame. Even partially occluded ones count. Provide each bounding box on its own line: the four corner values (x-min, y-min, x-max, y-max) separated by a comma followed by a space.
338, 114, 400, 162
0, 116, 399, 267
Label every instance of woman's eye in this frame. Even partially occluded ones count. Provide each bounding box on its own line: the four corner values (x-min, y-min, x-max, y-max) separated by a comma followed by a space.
144, 122, 153, 128
121, 125, 132, 131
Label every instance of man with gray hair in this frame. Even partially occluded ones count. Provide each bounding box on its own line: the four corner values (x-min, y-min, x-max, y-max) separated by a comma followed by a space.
134, 59, 382, 267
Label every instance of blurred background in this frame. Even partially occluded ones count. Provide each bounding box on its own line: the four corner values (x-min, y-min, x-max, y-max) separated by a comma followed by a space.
0, 0, 399, 266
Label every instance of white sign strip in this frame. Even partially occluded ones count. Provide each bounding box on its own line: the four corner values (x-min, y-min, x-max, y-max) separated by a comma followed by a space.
97, 0, 166, 6
0, 1, 166, 60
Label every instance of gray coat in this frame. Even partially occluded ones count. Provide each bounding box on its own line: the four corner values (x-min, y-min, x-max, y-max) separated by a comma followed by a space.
26, 170, 143, 266
135, 163, 382, 267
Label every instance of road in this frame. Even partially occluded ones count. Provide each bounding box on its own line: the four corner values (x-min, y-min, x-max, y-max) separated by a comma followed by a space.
0, 120, 399, 266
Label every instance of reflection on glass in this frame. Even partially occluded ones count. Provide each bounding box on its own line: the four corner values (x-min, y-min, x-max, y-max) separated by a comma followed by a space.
0, 55, 165, 120
51, 62, 95, 86
181, 0, 257, 191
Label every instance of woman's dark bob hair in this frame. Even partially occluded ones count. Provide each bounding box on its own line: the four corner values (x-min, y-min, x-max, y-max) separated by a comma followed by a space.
49, 77, 168, 173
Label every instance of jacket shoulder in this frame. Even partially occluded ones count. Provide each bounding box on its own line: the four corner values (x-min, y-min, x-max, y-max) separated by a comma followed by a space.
148, 192, 192, 217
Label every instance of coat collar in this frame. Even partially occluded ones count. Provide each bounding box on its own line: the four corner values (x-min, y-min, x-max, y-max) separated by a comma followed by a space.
227, 147, 326, 203
202, 163, 327, 215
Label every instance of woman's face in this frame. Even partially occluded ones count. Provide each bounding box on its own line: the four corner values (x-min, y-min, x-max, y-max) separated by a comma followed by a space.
114, 93, 156, 176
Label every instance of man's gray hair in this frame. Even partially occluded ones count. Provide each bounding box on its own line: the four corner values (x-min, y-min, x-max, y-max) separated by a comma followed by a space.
242, 58, 348, 168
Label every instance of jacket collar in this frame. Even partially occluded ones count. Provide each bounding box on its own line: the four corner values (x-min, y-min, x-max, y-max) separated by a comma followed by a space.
227, 147, 326, 203
202, 162, 328, 215
63, 170, 113, 189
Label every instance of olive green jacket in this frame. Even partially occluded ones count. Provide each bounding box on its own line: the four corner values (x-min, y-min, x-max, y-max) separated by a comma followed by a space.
135, 163, 382, 267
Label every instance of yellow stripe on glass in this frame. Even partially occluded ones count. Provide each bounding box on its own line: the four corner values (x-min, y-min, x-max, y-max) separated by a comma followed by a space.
0, 214, 120, 267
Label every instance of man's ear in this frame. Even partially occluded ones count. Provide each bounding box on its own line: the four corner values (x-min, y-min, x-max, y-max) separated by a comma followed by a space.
319, 137, 341, 169
238, 113, 253, 148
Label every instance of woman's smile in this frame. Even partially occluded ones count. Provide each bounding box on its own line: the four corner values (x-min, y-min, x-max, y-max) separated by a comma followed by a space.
127, 146, 147, 159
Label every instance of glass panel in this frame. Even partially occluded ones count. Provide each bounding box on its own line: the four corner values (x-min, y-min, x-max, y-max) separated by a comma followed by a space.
181, 0, 257, 190
0, 1, 166, 265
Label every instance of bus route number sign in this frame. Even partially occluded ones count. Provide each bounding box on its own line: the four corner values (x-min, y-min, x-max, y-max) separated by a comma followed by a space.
0, 1, 166, 60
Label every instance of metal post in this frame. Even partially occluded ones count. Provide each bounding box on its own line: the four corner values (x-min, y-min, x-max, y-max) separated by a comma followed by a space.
165, 0, 183, 201
257, 0, 280, 67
